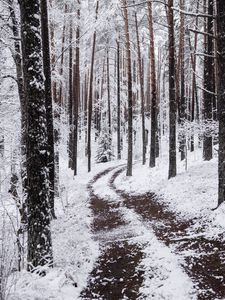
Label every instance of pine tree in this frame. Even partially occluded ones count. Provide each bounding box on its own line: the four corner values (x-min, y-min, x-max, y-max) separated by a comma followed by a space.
19, 0, 53, 272
168, 0, 177, 179
40, 0, 56, 219
122, 0, 133, 176
96, 127, 113, 163
217, 0, 225, 206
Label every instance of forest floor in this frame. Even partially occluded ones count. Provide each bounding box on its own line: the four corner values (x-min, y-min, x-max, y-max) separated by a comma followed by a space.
7, 151, 225, 300
80, 164, 225, 300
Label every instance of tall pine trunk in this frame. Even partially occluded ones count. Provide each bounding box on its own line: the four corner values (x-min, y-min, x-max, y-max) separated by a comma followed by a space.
87, 1, 99, 172
217, 0, 225, 206
147, 1, 157, 168
19, 0, 53, 271
72, 7, 80, 175
203, 0, 214, 161
117, 40, 121, 160
134, 8, 146, 165
40, 0, 56, 219
168, 0, 177, 179
122, 0, 133, 176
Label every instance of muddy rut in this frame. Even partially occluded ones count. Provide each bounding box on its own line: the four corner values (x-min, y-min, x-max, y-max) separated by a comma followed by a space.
80, 167, 145, 300
110, 167, 225, 300
81, 165, 225, 300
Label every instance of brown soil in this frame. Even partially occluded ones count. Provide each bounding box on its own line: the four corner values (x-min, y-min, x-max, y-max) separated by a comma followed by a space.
110, 167, 225, 300
81, 166, 145, 300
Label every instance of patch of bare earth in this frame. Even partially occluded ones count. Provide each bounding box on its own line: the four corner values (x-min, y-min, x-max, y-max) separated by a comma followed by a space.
110, 167, 225, 300
81, 167, 144, 300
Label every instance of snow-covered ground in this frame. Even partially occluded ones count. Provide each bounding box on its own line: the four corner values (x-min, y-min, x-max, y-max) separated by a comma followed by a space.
92, 167, 197, 300
5, 139, 224, 299
115, 145, 225, 239
6, 149, 119, 300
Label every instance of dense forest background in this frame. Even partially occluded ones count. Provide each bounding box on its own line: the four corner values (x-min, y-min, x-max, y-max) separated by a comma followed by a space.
0, 0, 225, 299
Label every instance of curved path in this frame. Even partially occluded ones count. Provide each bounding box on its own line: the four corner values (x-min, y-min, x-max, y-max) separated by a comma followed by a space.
110, 167, 225, 300
81, 165, 225, 300
80, 166, 145, 300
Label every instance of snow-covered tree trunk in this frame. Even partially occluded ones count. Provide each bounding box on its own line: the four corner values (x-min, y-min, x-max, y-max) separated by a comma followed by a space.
217, 0, 225, 206
19, 0, 53, 271
203, 0, 214, 161
117, 40, 121, 160
134, 8, 146, 165
148, 1, 157, 168
168, 0, 177, 179
87, 1, 99, 172
40, 0, 56, 219
122, 0, 133, 176
72, 5, 80, 175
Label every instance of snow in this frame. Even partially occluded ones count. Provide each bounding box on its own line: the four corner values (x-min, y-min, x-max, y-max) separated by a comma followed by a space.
92, 167, 197, 300
7, 154, 113, 299
7, 141, 224, 299
114, 143, 225, 239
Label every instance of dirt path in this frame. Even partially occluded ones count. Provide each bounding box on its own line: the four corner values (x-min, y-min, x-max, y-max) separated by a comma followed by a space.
80, 167, 145, 300
110, 167, 225, 300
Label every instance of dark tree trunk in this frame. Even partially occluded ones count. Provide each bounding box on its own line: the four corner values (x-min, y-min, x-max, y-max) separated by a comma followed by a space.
217, 0, 225, 206
68, 19, 73, 169
203, 0, 214, 161
148, 1, 157, 168
117, 40, 121, 160
107, 48, 112, 136
122, 0, 133, 176
134, 8, 146, 165
40, 0, 56, 219
87, 1, 99, 172
168, 0, 177, 179
179, 0, 186, 161
72, 7, 80, 176
19, 0, 53, 271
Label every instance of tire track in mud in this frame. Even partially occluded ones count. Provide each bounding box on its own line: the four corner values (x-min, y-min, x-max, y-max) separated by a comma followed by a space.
80, 166, 145, 300
110, 167, 225, 300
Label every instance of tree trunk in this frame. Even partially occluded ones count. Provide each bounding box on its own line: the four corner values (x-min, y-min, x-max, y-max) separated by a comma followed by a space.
87, 1, 99, 172
40, 0, 56, 219
19, 0, 53, 271
217, 0, 225, 206
134, 8, 146, 165
203, 0, 214, 161
68, 19, 73, 169
117, 40, 121, 160
179, 0, 186, 161
147, 1, 157, 168
122, 0, 133, 176
72, 6, 80, 176
168, 0, 177, 179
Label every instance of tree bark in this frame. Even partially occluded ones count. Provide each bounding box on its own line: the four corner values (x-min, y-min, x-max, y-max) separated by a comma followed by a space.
72, 5, 80, 175
19, 0, 53, 271
68, 19, 73, 169
117, 40, 121, 160
40, 0, 56, 219
122, 0, 133, 176
134, 8, 146, 165
147, 1, 157, 168
217, 0, 225, 206
203, 0, 214, 161
87, 1, 99, 172
168, 0, 177, 179
179, 0, 186, 161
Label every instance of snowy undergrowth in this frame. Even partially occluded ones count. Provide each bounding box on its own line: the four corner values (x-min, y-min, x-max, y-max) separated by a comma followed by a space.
7, 147, 120, 300
114, 145, 225, 239
93, 168, 197, 300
